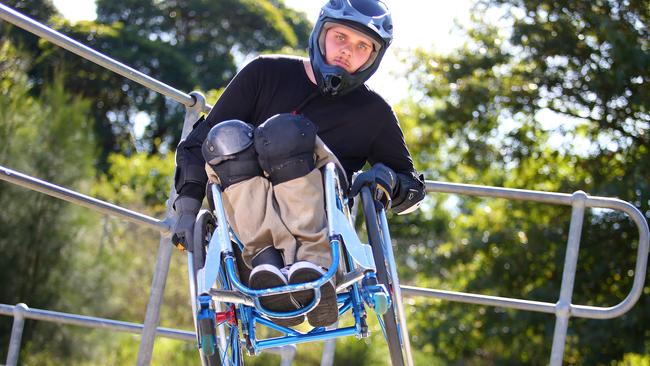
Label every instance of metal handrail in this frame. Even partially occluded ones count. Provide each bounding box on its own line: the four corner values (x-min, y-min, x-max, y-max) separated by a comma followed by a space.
0, 2, 212, 112
415, 181, 649, 319
0, 165, 169, 233
399, 181, 649, 366
0, 303, 296, 366
0, 303, 195, 341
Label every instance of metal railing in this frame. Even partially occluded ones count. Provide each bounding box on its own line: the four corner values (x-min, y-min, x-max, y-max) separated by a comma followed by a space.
0, 303, 295, 366
401, 182, 649, 365
1, 3, 648, 366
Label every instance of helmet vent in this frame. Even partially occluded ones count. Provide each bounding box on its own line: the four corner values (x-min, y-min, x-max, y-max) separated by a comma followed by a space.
383, 18, 393, 31
328, 0, 342, 10
350, 0, 388, 17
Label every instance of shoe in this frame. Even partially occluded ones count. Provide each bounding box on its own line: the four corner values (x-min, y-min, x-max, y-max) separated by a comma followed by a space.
288, 261, 338, 328
249, 264, 304, 327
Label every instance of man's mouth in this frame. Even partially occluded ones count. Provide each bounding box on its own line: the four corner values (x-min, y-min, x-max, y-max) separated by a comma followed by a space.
333, 58, 350, 69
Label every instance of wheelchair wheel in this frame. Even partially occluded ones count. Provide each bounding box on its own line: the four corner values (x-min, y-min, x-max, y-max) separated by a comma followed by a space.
361, 192, 408, 366
193, 210, 244, 366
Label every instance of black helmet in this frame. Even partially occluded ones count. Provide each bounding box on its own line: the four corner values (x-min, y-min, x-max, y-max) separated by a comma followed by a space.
201, 120, 255, 165
309, 0, 393, 97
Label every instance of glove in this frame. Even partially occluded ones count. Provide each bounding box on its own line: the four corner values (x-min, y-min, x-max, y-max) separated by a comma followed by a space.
171, 197, 202, 251
349, 163, 397, 209
392, 172, 426, 215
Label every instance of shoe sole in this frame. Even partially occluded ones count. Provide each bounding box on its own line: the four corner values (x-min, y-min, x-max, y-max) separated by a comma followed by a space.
289, 267, 338, 328
249, 267, 304, 327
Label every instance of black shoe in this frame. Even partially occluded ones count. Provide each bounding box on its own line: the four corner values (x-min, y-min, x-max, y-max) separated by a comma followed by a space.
288, 261, 338, 328
249, 264, 304, 327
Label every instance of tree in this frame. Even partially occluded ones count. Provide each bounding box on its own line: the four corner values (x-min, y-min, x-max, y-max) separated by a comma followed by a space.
0, 40, 98, 361
2, 0, 312, 165
393, 0, 649, 364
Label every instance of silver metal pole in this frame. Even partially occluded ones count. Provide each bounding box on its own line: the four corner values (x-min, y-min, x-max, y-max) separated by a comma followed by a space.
400, 286, 557, 314
6, 303, 28, 366
136, 92, 206, 366
549, 191, 587, 366
0, 165, 169, 233
280, 346, 297, 366
378, 210, 414, 366
0, 3, 209, 110
320, 323, 338, 366
264, 346, 297, 366
425, 180, 573, 206
0, 303, 195, 342
570, 197, 650, 319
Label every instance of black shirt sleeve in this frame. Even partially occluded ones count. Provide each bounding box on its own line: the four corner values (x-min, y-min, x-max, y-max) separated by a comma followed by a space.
174, 57, 265, 200
368, 103, 414, 175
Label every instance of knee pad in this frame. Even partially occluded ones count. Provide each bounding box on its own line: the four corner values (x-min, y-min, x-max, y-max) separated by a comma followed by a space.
202, 120, 263, 189
254, 113, 317, 185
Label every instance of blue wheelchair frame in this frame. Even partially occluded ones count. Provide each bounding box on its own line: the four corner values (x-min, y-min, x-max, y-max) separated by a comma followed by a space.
188, 163, 401, 364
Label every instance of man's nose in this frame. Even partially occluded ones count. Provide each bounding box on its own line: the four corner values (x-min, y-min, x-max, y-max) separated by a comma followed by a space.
340, 44, 352, 56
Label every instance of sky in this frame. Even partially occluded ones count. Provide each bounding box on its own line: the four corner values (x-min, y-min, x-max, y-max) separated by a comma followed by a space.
51, 0, 472, 104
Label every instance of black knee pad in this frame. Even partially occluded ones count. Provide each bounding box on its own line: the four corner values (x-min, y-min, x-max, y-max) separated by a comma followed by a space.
202, 120, 262, 189
209, 145, 262, 189
254, 113, 317, 185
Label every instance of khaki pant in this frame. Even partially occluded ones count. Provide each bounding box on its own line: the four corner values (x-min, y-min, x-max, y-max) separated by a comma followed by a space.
206, 137, 343, 270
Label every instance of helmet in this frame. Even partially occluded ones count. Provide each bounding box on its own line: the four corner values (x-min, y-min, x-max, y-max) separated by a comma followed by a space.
309, 0, 393, 96
201, 120, 255, 165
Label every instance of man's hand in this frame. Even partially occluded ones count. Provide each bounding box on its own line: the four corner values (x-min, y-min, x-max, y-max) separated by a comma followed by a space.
171, 197, 202, 251
350, 163, 397, 209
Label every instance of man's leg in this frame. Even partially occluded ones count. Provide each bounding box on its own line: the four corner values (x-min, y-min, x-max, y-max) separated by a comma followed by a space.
272, 169, 331, 268
254, 114, 338, 327
216, 174, 298, 269
203, 121, 304, 327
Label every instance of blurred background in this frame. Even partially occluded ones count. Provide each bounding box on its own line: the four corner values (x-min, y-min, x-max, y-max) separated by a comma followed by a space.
0, 0, 648, 364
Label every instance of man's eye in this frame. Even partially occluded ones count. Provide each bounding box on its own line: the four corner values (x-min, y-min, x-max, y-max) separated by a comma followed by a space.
336, 34, 345, 41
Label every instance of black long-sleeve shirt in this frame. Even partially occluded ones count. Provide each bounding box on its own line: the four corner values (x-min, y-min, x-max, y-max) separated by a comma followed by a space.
175, 55, 415, 200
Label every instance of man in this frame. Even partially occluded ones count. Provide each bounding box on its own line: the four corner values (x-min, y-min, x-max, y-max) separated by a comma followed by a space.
172, 0, 425, 328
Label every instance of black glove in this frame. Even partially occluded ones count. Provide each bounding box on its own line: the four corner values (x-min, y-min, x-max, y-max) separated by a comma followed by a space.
171, 197, 202, 251
392, 172, 426, 214
350, 163, 397, 209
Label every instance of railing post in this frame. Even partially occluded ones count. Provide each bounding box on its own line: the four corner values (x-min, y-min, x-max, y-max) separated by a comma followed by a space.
136, 92, 207, 366
280, 345, 297, 366
549, 191, 587, 366
6, 303, 28, 366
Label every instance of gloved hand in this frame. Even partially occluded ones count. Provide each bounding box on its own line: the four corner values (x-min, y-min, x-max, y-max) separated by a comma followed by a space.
171, 197, 202, 251
349, 163, 397, 209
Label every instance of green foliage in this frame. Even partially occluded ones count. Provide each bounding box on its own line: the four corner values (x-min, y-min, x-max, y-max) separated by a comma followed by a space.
0, 40, 97, 360
617, 353, 650, 366
2, 0, 312, 164
395, 0, 649, 364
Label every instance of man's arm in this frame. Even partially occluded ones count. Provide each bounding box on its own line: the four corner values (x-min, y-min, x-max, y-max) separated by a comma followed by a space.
366, 103, 425, 214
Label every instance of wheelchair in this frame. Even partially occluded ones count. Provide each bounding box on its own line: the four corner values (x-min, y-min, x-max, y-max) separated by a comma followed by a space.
186, 163, 412, 366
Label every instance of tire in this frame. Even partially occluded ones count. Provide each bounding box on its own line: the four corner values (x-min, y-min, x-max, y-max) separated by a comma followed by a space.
193, 210, 244, 366
361, 190, 407, 366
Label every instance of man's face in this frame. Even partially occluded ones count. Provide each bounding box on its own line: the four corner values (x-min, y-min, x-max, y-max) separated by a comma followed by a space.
323, 24, 375, 74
